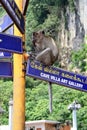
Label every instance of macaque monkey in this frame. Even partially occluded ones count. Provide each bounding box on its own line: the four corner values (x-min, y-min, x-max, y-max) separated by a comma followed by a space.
32, 31, 58, 66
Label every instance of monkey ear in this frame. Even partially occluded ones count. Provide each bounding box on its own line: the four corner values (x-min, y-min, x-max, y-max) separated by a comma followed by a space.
41, 30, 45, 35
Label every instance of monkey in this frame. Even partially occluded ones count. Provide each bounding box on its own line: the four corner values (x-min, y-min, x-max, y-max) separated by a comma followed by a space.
32, 30, 58, 66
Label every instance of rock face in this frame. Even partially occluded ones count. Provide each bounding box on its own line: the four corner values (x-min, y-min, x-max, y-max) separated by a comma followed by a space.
58, 0, 87, 69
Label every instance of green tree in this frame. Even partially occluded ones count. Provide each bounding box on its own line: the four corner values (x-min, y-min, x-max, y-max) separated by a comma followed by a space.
71, 44, 87, 72
0, 80, 13, 124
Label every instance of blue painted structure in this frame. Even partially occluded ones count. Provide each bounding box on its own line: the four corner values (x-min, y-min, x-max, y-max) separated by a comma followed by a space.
0, 33, 23, 53
0, 14, 13, 32
26, 60, 87, 92
0, 52, 12, 58
0, 61, 12, 77
0, 0, 25, 33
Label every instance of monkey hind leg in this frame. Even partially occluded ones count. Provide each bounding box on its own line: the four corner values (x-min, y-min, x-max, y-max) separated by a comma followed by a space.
35, 48, 53, 66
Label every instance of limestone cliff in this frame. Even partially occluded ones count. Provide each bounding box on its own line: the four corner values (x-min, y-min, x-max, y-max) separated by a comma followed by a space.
58, 0, 87, 70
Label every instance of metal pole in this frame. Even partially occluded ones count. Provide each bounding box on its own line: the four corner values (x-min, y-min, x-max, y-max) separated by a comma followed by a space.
68, 101, 81, 130
12, 0, 25, 130
72, 108, 77, 130
9, 99, 13, 130
48, 82, 52, 113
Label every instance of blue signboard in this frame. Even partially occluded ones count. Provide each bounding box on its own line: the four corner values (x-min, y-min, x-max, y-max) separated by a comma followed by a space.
0, 61, 12, 77
0, 52, 12, 58
0, 0, 25, 33
0, 26, 13, 58
0, 14, 13, 32
26, 60, 87, 92
0, 33, 23, 53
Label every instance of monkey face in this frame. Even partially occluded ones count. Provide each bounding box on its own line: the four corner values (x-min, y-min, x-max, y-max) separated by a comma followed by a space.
32, 31, 45, 44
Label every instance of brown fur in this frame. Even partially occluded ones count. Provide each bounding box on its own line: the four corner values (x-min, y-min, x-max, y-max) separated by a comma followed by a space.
32, 31, 58, 66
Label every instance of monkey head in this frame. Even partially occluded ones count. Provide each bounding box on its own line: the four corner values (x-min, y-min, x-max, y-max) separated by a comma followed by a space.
32, 31, 45, 45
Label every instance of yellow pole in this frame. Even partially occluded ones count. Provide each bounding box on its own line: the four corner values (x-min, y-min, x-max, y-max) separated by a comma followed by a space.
12, 0, 25, 130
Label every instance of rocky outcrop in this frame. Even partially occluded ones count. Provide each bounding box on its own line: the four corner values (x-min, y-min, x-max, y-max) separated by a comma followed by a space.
58, 0, 87, 69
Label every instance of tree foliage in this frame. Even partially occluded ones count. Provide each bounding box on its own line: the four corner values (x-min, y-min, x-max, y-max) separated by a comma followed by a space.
0, 80, 13, 124
71, 44, 87, 72
1, 77, 87, 129
25, 0, 68, 49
